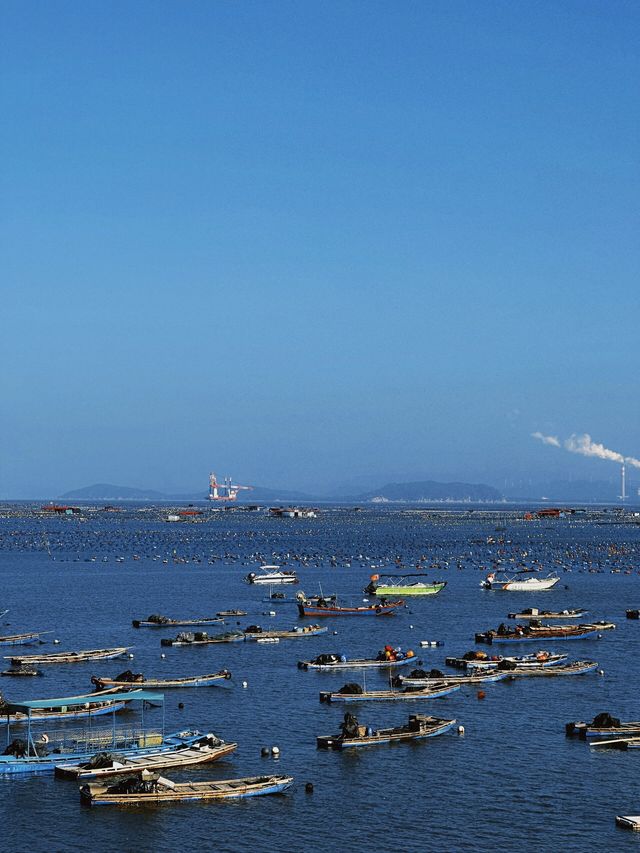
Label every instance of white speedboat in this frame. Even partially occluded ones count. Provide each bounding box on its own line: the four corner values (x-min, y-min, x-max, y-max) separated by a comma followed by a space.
245, 565, 299, 585
480, 572, 560, 591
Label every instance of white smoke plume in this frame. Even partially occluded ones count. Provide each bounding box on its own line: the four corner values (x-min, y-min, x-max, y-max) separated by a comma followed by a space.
533, 431, 640, 470
531, 431, 560, 448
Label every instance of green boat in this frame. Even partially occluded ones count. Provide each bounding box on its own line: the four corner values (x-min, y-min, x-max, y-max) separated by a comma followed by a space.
365, 575, 447, 597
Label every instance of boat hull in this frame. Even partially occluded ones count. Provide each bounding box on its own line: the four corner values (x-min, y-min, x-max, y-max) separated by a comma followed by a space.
297, 601, 404, 618
298, 657, 413, 671
475, 629, 599, 645
319, 684, 461, 703
373, 582, 446, 597
317, 718, 456, 749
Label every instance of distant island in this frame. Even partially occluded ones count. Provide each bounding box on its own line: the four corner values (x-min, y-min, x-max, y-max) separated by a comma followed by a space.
59, 483, 315, 503
355, 480, 503, 503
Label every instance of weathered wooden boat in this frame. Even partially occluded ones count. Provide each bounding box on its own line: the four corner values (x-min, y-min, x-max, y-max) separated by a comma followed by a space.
591, 736, 640, 750
0, 690, 203, 774
504, 660, 598, 678
397, 669, 508, 687
161, 631, 245, 647
566, 713, 640, 739
616, 815, 640, 831
317, 713, 457, 749
6, 647, 130, 666
264, 590, 336, 605
80, 772, 294, 806
132, 615, 224, 629
626, 609, 640, 620
446, 651, 568, 671
319, 682, 460, 703
481, 571, 560, 591
507, 608, 587, 620
56, 734, 236, 779
298, 649, 416, 671
245, 566, 298, 585
297, 599, 404, 618
91, 670, 232, 690
364, 574, 447, 597
474, 624, 600, 644
216, 610, 247, 618
243, 624, 328, 640
0, 631, 47, 646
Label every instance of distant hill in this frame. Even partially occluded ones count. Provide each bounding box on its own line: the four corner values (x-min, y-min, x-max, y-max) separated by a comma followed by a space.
59, 483, 316, 503
357, 480, 503, 502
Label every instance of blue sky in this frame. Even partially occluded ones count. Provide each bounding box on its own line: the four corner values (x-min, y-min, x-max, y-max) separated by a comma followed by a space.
2, 0, 639, 497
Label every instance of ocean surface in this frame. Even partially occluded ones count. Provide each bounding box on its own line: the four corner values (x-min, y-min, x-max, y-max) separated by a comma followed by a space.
1, 504, 640, 852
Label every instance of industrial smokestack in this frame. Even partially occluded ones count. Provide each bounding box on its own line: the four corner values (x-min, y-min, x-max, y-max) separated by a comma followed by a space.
620, 464, 627, 502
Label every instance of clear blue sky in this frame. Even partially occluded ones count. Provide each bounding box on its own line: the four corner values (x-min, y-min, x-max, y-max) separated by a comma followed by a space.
2, 0, 639, 497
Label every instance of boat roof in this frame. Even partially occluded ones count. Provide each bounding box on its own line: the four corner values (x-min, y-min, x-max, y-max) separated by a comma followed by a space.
6, 688, 164, 713
378, 573, 431, 579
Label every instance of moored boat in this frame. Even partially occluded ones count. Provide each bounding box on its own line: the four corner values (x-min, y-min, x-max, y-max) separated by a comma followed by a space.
56, 734, 236, 779
243, 624, 327, 640
474, 624, 601, 645
298, 648, 415, 671
0, 631, 48, 646
91, 670, 232, 690
1, 693, 129, 725
317, 712, 457, 749
319, 682, 460, 703
364, 574, 447, 597
80, 772, 294, 806
397, 668, 507, 687
446, 651, 568, 671
481, 572, 560, 591
297, 598, 404, 618
161, 631, 245, 647
566, 713, 640, 739
132, 615, 224, 629
245, 566, 298, 585
504, 660, 598, 677
6, 647, 131, 666
507, 608, 587, 620
216, 610, 247, 618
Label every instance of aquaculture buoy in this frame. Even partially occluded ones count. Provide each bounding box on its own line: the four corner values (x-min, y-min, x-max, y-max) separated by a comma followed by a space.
261, 747, 270, 757
178, 702, 184, 710
128, 653, 134, 659
598, 669, 605, 676
271, 746, 280, 757
477, 690, 486, 700
242, 681, 248, 688
333, 631, 338, 635
409, 625, 414, 629
305, 782, 314, 794
457, 726, 465, 735
53, 639, 60, 645
160, 653, 166, 659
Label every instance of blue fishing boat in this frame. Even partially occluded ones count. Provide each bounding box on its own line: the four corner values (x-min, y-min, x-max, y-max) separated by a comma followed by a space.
0, 690, 205, 775
0, 632, 47, 647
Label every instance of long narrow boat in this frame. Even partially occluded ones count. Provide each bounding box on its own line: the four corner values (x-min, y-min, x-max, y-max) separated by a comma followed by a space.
504, 660, 598, 677
2, 695, 129, 725
0, 691, 204, 774
0, 631, 48, 647
365, 575, 447, 597
80, 772, 294, 806
319, 683, 460, 703
245, 566, 298, 585
6, 647, 130, 666
474, 626, 600, 645
398, 670, 507, 688
297, 600, 404, 618
132, 616, 224, 629
317, 714, 457, 749
216, 610, 247, 618
161, 631, 245, 647
264, 591, 337, 606
298, 651, 415, 671
616, 816, 640, 831
243, 624, 327, 640
446, 652, 568, 671
91, 671, 232, 690
566, 714, 640, 739
56, 735, 236, 779
507, 608, 588, 620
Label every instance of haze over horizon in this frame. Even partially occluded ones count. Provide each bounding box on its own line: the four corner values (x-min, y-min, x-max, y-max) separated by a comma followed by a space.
2, 1, 638, 499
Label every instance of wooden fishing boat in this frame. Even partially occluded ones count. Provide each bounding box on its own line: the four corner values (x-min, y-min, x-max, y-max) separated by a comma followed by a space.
1, 667, 42, 677
481, 571, 560, 591
161, 631, 245, 647
566, 713, 640, 739
507, 608, 587, 620
6, 647, 131, 666
132, 615, 224, 628
317, 713, 457, 749
263, 590, 336, 606
0, 691, 204, 774
298, 650, 416, 671
616, 815, 640, 831
91, 670, 232, 690
297, 599, 404, 618
504, 660, 598, 678
245, 566, 298, 585
398, 669, 507, 687
216, 610, 247, 618
56, 734, 236, 779
590, 736, 640, 750
243, 624, 327, 640
364, 574, 447, 597
319, 682, 461, 703
474, 625, 600, 645
80, 772, 294, 806
0, 631, 47, 646
446, 651, 568, 671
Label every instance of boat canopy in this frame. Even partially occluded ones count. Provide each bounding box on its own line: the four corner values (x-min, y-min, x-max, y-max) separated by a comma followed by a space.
6, 689, 164, 713
378, 573, 431, 579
